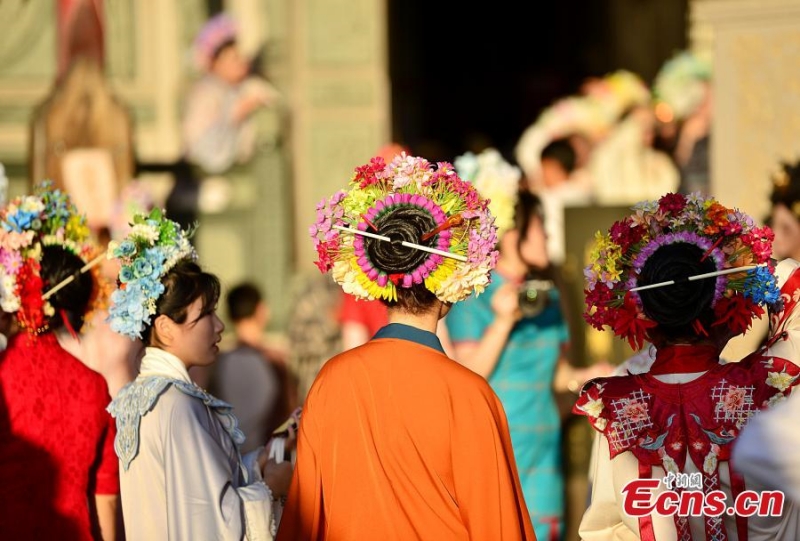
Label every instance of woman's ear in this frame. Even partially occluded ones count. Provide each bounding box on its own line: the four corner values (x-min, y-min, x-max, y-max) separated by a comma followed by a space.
153, 314, 174, 346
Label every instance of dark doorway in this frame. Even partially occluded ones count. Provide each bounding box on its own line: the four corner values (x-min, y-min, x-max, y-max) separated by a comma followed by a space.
388, 0, 687, 164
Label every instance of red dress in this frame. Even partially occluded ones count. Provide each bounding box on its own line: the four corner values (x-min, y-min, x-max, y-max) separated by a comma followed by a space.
0, 332, 119, 540
338, 293, 388, 337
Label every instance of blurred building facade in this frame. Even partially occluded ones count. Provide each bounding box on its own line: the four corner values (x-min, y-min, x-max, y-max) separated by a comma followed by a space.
0, 0, 391, 327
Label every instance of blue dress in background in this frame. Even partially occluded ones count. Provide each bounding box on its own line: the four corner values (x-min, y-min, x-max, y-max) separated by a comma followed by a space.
446, 273, 568, 541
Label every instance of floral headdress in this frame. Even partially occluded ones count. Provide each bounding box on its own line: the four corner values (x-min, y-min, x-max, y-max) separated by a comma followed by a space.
107, 209, 197, 339
311, 153, 499, 304
584, 192, 779, 350
454, 148, 520, 238
653, 51, 712, 122
193, 13, 238, 71
0, 182, 93, 334
585, 70, 651, 121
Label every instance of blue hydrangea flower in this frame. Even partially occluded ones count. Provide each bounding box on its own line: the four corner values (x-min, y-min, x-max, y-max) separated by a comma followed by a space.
114, 240, 137, 258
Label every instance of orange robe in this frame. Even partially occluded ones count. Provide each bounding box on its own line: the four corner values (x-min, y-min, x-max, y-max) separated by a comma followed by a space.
277, 323, 536, 540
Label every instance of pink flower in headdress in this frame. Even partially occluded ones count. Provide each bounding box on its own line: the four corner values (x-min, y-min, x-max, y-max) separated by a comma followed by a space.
741, 226, 775, 264
0, 249, 22, 275
193, 14, 238, 71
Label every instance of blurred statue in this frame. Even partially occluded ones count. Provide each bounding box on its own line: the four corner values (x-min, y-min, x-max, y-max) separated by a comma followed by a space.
29, 0, 135, 233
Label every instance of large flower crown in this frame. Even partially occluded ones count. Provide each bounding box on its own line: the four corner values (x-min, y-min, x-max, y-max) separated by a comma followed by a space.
311, 153, 499, 304
107, 209, 197, 339
584, 192, 779, 350
454, 148, 520, 238
0, 182, 93, 334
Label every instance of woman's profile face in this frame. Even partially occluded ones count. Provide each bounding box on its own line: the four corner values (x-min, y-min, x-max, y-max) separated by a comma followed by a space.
170, 297, 225, 368
771, 204, 800, 260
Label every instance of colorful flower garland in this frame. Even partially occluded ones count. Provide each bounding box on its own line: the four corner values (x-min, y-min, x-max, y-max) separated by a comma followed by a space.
311, 153, 499, 304
0, 182, 93, 334
584, 192, 779, 349
107, 208, 197, 339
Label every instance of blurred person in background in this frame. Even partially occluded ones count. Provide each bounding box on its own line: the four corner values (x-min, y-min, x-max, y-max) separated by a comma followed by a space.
168, 13, 280, 229
652, 51, 714, 196
286, 273, 343, 402
572, 70, 680, 205
183, 13, 279, 176
769, 160, 800, 261
450, 150, 610, 541
536, 138, 593, 265
210, 282, 296, 453
0, 187, 119, 541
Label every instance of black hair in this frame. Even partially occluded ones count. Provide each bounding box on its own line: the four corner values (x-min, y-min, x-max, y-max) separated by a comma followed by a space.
770, 160, 800, 215
141, 259, 221, 345
39, 244, 95, 333
541, 138, 576, 174
364, 205, 439, 314
226, 282, 264, 323
638, 242, 716, 342
515, 190, 546, 248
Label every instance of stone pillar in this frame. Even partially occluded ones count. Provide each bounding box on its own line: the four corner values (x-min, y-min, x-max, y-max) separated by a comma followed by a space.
692, 0, 800, 222
286, 0, 391, 271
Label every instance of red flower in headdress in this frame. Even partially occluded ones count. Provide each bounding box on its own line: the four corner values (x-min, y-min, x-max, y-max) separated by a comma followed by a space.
16, 258, 46, 333
609, 217, 646, 252
314, 241, 336, 273
611, 292, 657, 351
658, 193, 687, 215
712, 295, 763, 336
354, 157, 387, 188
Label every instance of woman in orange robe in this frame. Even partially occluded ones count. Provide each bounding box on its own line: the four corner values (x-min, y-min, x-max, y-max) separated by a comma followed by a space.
278, 154, 536, 540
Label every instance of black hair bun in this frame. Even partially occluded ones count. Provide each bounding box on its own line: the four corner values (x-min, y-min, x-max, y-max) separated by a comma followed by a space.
638, 242, 716, 331
364, 206, 436, 275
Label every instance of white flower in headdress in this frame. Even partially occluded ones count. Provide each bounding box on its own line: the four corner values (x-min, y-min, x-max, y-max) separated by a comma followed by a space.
0, 272, 19, 312
130, 223, 159, 244
454, 148, 520, 238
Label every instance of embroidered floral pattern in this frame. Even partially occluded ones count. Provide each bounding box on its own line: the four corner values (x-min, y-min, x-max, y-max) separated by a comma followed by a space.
766, 369, 797, 392
711, 380, 755, 428
108, 376, 244, 470
608, 390, 654, 452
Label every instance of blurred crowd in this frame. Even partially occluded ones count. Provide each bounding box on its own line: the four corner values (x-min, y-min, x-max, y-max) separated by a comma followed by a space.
3, 3, 800, 541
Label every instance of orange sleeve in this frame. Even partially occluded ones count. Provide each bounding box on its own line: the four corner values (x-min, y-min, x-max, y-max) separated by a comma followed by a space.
452, 390, 536, 540
276, 400, 324, 540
